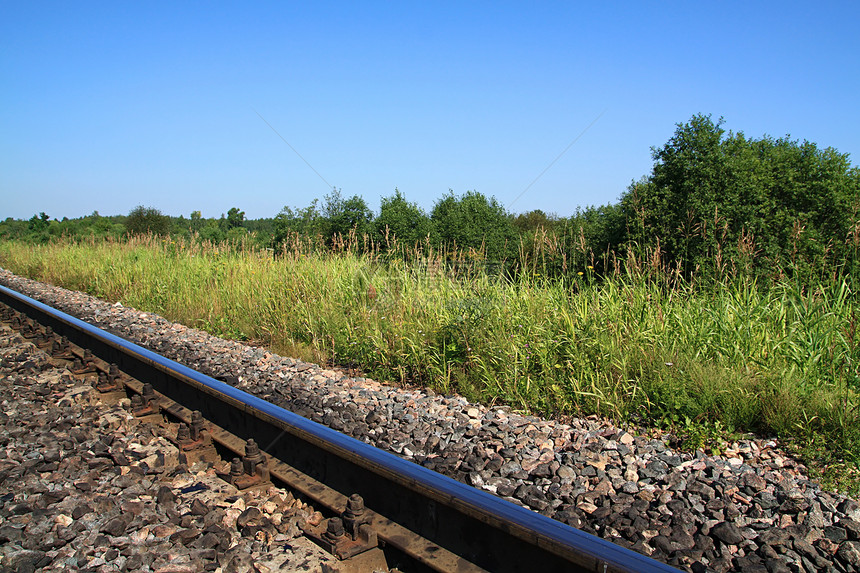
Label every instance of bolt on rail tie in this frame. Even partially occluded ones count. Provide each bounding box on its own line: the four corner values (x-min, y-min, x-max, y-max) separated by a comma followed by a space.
172, 410, 219, 465
307, 492, 378, 561
131, 383, 160, 417
225, 438, 271, 490
0, 283, 683, 573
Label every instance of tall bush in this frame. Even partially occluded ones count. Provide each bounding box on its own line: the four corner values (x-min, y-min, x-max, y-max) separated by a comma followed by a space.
620, 114, 860, 277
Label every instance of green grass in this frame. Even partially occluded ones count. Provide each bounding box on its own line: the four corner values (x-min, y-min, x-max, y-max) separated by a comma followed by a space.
1, 235, 858, 493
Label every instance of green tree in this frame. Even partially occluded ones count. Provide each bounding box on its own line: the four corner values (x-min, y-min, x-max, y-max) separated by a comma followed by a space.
190, 210, 202, 233
226, 207, 245, 229
431, 190, 517, 261
198, 220, 226, 242
620, 114, 860, 276
28, 212, 50, 233
512, 209, 557, 234
24, 212, 53, 243
0, 217, 28, 240
226, 227, 249, 242
82, 211, 116, 238
125, 206, 170, 236
625, 114, 730, 270
321, 189, 373, 245
374, 188, 433, 248
565, 204, 628, 263
272, 200, 323, 250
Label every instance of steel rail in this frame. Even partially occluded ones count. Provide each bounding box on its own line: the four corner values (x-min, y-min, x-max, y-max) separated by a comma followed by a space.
0, 284, 680, 573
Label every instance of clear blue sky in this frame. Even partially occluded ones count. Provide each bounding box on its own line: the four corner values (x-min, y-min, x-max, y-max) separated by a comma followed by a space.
3, 2, 858, 221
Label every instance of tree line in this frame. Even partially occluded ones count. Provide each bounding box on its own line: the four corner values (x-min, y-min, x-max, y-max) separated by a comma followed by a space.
3, 114, 858, 281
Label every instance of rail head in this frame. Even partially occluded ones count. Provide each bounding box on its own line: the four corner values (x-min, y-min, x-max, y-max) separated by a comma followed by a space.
0, 283, 680, 573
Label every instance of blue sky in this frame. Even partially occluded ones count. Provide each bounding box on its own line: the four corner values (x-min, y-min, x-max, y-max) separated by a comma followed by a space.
2, 2, 858, 220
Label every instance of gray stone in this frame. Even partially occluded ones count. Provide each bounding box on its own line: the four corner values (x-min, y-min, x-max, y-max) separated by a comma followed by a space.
8, 269, 860, 573
100, 517, 127, 537
841, 518, 860, 540
156, 485, 176, 506
837, 540, 860, 568
190, 498, 210, 516
711, 522, 744, 545
4, 550, 48, 573
839, 499, 860, 521
825, 525, 849, 543
686, 480, 716, 501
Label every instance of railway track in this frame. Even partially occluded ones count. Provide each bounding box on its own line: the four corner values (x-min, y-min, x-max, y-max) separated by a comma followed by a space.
0, 283, 680, 573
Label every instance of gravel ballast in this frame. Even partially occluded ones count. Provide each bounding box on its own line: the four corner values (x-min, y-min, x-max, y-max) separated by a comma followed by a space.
0, 320, 338, 572
2, 269, 859, 572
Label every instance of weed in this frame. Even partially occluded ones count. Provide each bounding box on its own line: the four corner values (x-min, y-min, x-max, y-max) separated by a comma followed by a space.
1, 236, 859, 491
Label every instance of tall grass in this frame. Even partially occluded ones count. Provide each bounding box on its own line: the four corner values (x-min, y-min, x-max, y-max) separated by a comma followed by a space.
1, 235, 858, 489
